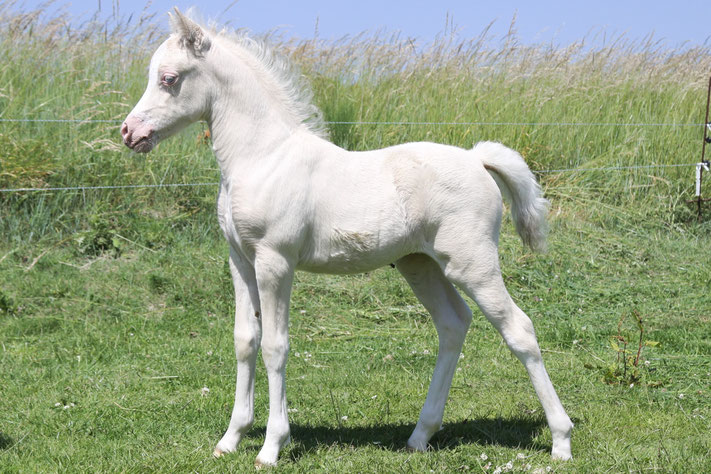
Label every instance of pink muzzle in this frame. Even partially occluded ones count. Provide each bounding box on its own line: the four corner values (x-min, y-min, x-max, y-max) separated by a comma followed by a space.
121, 115, 157, 153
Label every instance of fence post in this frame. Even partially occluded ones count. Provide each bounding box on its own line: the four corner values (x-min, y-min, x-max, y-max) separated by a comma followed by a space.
695, 76, 711, 221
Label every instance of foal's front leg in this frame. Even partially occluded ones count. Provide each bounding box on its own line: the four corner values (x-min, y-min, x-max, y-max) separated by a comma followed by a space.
253, 250, 295, 467
215, 249, 262, 456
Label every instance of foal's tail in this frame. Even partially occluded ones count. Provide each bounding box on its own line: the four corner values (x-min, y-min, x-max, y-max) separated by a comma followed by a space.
473, 141, 549, 252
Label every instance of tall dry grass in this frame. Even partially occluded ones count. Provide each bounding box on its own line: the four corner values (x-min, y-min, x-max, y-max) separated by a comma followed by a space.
1, 1, 709, 242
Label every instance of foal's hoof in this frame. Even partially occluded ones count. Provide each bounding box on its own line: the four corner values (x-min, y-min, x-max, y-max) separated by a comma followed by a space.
213, 443, 236, 458
254, 435, 289, 468
405, 440, 429, 452
551, 431, 572, 460
551, 448, 572, 461
254, 457, 277, 469
551, 441, 572, 460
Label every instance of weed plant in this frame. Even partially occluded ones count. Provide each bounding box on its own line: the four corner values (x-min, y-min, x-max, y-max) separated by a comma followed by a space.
1, 2, 710, 472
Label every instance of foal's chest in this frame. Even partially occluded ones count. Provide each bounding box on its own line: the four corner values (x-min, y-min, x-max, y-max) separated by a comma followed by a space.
216, 181, 264, 258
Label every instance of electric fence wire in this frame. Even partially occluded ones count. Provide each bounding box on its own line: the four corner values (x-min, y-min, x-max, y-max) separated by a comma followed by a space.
0, 117, 706, 127
0, 117, 703, 193
0, 163, 699, 194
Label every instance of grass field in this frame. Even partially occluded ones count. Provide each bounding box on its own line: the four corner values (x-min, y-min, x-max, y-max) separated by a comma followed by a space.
2, 3, 711, 472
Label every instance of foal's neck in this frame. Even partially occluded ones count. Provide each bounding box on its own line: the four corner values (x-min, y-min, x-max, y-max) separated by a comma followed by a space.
208, 109, 293, 175
207, 40, 303, 178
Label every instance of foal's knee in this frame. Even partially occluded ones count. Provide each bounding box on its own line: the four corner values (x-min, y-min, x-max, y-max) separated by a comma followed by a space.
261, 336, 289, 369
234, 330, 259, 362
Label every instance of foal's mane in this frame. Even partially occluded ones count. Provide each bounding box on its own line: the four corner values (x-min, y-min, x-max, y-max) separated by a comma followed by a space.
194, 13, 327, 138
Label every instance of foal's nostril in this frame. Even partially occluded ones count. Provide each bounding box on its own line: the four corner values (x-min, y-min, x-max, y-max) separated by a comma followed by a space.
121, 122, 130, 142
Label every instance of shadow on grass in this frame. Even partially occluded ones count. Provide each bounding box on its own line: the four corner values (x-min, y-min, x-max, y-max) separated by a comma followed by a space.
286, 416, 549, 461
0, 432, 14, 450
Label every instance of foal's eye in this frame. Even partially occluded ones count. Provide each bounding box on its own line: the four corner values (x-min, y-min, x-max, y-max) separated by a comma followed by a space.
161, 73, 178, 87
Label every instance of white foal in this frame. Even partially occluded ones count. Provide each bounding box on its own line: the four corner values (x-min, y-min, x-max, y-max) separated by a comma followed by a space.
122, 9, 573, 466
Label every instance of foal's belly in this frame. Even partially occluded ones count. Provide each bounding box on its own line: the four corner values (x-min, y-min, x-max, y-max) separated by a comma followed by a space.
296, 227, 419, 275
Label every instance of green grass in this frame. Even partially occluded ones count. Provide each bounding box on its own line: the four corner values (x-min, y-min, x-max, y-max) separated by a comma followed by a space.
2, 219, 710, 472
1, 2, 711, 472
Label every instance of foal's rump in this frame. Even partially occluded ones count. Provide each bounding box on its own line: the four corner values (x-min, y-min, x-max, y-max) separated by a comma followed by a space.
378, 140, 547, 252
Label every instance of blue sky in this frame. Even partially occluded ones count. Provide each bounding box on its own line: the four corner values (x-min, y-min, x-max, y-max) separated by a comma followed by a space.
19, 1, 711, 48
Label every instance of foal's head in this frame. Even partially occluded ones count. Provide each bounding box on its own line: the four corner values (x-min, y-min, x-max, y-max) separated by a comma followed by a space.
121, 9, 213, 153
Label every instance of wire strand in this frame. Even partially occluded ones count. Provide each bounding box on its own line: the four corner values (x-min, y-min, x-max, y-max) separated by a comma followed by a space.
0, 164, 698, 193
326, 121, 705, 127
0, 118, 122, 124
0, 118, 706, 127
535, 163, 698, 173
0, 118, 701, 193
0, 182, 219, 193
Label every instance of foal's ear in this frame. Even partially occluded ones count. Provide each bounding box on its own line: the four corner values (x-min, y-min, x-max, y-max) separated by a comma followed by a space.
170, 7, 211, 56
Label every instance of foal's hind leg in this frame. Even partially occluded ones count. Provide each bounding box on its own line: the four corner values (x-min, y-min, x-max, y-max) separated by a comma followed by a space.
444, 246, 573, 460
396, 254, 473, 451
